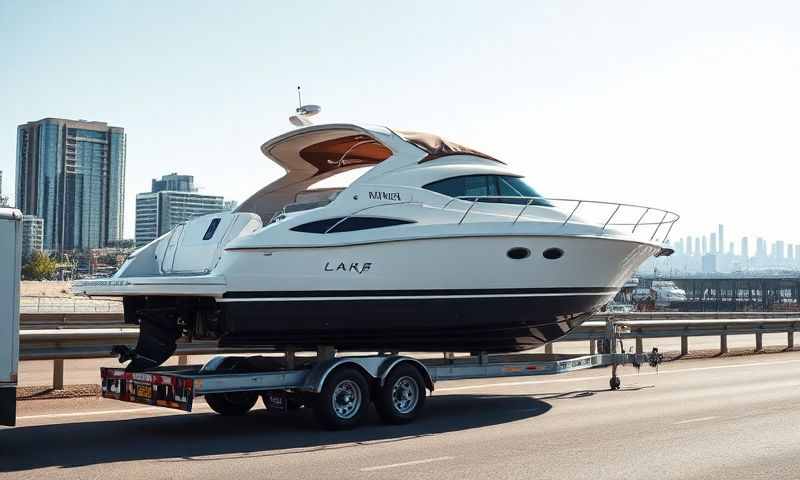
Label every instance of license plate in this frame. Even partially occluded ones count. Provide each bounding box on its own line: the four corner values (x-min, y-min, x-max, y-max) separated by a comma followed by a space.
135, 384, 153, 399
265, 393, 287, 412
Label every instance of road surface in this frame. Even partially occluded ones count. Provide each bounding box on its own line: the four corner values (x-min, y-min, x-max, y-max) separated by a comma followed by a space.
4, 351, 800, 479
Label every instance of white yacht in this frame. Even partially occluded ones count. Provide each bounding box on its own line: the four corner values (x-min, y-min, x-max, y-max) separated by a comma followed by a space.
74, 121, 678, 370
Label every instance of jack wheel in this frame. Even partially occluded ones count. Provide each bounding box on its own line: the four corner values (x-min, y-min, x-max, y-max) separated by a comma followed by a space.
610, 376, 621, 390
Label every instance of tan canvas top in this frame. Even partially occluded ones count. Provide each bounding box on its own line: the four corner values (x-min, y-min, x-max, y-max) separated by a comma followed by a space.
395, 130, 503, 164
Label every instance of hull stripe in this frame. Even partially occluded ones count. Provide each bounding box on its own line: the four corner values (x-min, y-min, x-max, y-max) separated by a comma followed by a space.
219, 288, 618, 302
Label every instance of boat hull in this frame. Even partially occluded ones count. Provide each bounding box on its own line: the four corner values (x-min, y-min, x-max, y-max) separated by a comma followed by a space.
218, 288, 611, 352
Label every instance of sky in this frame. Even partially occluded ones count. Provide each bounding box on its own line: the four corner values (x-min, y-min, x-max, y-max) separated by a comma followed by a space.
2, 1, 799, 247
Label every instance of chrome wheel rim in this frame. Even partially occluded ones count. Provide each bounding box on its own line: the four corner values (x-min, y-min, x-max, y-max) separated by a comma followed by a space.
392, 376, 419, 414
332, 379, 361, 419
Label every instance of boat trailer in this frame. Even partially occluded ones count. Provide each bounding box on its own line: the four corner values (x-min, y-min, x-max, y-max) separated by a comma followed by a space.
101, 319, 662, 429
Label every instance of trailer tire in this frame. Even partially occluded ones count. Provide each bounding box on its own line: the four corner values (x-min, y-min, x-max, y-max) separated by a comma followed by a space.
206, 391, 259, 416
375, 364, 426, 425
313, 367, 370, 430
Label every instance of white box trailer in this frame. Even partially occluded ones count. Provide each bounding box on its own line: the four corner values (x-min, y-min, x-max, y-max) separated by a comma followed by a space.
0, 208, 21, 426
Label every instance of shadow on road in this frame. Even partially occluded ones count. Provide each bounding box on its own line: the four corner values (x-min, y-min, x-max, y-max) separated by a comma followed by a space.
0, 393, 551, 472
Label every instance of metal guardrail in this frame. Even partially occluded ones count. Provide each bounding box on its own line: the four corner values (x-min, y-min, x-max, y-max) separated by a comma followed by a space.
17, 312, 800, 389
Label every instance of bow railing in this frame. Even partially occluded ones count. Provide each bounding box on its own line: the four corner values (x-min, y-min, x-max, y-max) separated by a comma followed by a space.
441, 196, 679, 243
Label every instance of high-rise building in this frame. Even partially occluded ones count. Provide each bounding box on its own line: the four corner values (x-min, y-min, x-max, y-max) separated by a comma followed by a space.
741, 237, 749, 259
686, 236, 693, 256
16, 118, 126, 252
21, 215, 44, 259
702, 236, 708, 256
718, 224, 724, 256
695, 238, 701, 257
0, 170, 7, 207
135, 173, 225, 246
789, 244, 795, 262
795, 245, 800, 264
710, 233, 717, 255
152, 173, 195, 193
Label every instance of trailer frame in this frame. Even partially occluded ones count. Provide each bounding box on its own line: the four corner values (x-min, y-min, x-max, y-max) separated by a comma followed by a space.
100, 318, 660, 429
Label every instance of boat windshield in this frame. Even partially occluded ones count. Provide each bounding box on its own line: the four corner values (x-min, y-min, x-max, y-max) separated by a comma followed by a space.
424, 175, 552, 206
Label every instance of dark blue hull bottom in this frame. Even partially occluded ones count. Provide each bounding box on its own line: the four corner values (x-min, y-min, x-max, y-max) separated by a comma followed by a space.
218, 291, 611, 352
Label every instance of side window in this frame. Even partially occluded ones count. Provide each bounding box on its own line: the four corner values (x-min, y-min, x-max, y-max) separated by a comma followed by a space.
291, 217, 413, 234
328, 217, 414, 233
498, 176, 522, 197
424, 175, 495, 198
424, 175, 553, 206
202, 218, 221, 240
290, 217, 344, 233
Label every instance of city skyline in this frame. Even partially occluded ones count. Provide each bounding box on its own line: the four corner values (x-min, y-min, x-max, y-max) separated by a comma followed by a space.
3, 2, 800, 241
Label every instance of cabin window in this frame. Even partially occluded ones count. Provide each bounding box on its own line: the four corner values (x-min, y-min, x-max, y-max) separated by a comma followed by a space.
291, 217, 414, 234
423, 175, 552, 206
202, 218, 221, 240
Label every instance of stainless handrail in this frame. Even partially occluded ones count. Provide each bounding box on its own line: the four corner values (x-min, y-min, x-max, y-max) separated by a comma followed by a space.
446, 195, 679, 242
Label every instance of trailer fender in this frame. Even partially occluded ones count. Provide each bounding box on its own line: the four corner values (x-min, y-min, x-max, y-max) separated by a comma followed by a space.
378, 358, 434, 393
304, 358, 376, 393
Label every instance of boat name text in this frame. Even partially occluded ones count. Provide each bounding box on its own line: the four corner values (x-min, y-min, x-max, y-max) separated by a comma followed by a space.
324, 262, 373, 274
368, 191, 402, 201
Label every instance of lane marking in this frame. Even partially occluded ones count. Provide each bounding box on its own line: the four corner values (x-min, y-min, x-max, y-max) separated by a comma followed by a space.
674, 416, 719, 425
436, 357, 800, 392
17, 403, 211, 421
360, 456, 455, 472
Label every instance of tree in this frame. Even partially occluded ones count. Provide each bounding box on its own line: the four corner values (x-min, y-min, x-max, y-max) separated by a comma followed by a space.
21, 250, 57, 281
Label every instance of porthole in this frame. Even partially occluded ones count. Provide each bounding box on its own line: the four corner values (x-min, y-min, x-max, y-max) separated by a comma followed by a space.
543, 248, 564, 260
507, 247, 531, 260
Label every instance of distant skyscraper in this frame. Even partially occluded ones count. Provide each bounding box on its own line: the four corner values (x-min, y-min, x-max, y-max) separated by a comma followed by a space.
710, 233, 717, 255
775, 241, 785, 261
695, 238, 701, 257
795, 245, 800, 264
702, 236, 708, 255
718, 224, 724, 256
135, 173, 225, 246
686, 236, 693, 256
741, 237, 749, 259
789, 244, 795, 262
16, 118, 126, 252
728, 241, 734, 256
756, 238, 767, 258
21, 215, 43, 259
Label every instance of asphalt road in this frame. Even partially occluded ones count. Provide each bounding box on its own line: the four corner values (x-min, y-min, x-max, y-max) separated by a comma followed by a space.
4, 351, 800, 479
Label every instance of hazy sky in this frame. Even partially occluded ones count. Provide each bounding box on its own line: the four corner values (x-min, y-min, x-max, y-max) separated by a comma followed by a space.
2, 1, 799, 246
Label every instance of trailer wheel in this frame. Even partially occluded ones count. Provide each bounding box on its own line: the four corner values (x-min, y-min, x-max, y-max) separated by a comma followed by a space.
203, 357, 258, 416
375, 364, 426, 425
313, 367, 370, 430
206, 391, 259, 416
